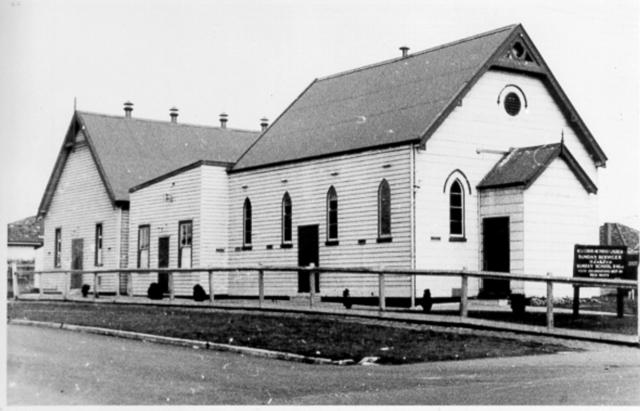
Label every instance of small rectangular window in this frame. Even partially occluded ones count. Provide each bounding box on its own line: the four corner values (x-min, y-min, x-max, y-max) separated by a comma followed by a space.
138, 225, 150, 269
95, 223, 103, 266
179, 220, 193, 268
54, 228, 62, 268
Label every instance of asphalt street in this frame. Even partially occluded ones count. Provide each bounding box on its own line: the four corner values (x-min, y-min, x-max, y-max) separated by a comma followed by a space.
6, 324, 640, 405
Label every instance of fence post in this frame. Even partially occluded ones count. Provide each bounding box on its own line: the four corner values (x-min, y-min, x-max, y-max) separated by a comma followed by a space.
208, 270, 214, 304
169, 272, 174, 301
258, 269, 264, 308
379, 273, 386, 311
39, 273, 44, 298
460, 274, 468, 317
127, 272, 133, 297
93, 272, 99, 299
572, 285, 580, 318
309, 268, 316, 308
64, 272, 70, 300
616, 288, 625, 318
11, 262, 19, 299
546, 273, 554, 329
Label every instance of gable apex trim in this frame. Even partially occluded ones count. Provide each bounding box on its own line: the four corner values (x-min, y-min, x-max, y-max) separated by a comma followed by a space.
419, 24, 607, 167
37, 112, 120, 218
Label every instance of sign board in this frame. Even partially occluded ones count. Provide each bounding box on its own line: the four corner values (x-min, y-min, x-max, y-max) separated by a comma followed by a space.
573, 245, 627, 279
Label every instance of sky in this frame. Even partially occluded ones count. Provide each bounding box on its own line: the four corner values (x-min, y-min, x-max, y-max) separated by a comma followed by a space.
0, 0, 638, 230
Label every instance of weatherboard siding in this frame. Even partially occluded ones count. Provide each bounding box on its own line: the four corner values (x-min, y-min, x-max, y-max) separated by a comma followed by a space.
523, 158, 598, 297
199, 165, 231, 294
414, 69, 598, 297
41, 142, 121, 292
128, 166, 203, 297
228, 146, 413, 297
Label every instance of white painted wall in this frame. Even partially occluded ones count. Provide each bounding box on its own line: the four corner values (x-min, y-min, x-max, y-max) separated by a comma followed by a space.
128, 164, 231, 296
199, 165, 231, 293
7, 245, 39, 261
414, 69, 599, 298
41, 139, 121, 292
523, 158, 599, 297
228, 146, 413, 297
128, 165, 201, 296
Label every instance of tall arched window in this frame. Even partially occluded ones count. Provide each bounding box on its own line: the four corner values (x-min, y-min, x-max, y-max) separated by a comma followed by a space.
243, 198, 252, 247
449, 180, 464, 237
282, 192, 292, 245
378, 179, 391, 239
326, 186, 338, 242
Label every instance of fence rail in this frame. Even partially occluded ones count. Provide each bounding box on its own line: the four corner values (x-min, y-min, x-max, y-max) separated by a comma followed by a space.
11, 265, 639, 342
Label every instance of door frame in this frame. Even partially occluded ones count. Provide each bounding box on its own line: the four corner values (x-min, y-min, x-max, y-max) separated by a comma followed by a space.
297, 224, 320, 293
481, 216, 511, 298
70, 238, 84, 289
157, 235, 170, 294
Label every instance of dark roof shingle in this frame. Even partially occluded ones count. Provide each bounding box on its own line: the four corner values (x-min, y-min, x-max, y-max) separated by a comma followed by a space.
233, 25, 516, 170
8, 216, 43, 246
78, 112, 260, 201
477, 143, 597, 193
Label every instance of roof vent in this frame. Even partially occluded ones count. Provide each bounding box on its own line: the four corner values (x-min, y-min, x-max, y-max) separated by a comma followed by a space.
219, 112, 228, 129
123, 101, 134, 118
399, 46, 410, 58
169, 107, 179, 123
260, 117, 269, 132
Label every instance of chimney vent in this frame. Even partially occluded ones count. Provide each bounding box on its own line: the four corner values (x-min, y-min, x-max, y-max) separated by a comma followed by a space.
260, 117, 269, 132
399, 46, 410, 58
219, 112, 228, 129
123, 101, 134, 118
169, 107, 179, 123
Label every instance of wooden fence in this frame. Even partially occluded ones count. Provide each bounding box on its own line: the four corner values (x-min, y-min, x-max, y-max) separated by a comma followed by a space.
11, 265, 639, 342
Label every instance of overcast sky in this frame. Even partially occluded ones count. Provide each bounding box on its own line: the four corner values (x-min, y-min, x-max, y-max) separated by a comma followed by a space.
1, 0, 638, 230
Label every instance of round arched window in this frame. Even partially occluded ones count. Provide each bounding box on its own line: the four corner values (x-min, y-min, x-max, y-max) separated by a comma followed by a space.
504, 92, 521, 116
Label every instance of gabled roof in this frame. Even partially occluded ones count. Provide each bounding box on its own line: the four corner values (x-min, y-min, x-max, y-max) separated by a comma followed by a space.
477, 143, 597, 193
8, 216, 43, 246
233, 24, 607, 171
38, 111, 260, 217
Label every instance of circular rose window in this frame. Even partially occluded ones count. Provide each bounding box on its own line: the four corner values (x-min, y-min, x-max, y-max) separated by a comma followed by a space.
504, 92, 521, 116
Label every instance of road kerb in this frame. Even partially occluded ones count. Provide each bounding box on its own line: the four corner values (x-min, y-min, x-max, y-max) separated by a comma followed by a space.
9, 319, 337, 365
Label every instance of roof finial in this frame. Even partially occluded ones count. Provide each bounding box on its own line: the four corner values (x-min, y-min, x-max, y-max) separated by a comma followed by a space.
73, 97, 77, 111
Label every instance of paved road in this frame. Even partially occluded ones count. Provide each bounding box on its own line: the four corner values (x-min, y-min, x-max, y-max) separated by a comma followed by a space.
7, 324, 640, 405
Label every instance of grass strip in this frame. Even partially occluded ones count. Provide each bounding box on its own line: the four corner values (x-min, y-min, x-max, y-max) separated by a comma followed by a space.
8, 301, 571, 365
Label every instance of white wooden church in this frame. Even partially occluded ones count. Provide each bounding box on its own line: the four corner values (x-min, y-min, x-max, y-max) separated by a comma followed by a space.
37, 24, 606, 300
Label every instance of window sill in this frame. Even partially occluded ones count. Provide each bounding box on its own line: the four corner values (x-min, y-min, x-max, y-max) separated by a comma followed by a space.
242, 245, 253, 251
449, 236, 467, 242
325, 240, 339, 247
376, 236, 393, 243
280, 243, 293, 249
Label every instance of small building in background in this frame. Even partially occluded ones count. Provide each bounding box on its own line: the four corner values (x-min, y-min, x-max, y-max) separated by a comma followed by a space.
600, 222, 639, 280
7, 216, 44, 295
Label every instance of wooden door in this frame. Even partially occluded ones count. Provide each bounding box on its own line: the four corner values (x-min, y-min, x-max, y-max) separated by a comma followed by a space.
482, 217, 511, 298
71, 238, 83, 288
158, 236, 170, 294
297, 225, 319, 293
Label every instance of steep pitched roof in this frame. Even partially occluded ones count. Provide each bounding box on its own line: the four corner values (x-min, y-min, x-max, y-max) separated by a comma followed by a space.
38, 112, 260, 216
8, 216, 43, 246
233, 24, 606, 171
477, 143, 597, 193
